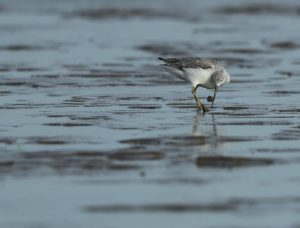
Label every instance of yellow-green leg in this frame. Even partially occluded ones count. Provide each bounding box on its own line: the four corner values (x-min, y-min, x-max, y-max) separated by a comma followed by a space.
211, 86, 218, 108
191, 86, 209, 112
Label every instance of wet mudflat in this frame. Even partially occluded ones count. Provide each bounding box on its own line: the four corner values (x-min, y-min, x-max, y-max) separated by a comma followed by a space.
0, 0, 300, 227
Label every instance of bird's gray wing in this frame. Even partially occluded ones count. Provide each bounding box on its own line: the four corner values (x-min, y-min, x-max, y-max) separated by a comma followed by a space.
158, 57, 216, 70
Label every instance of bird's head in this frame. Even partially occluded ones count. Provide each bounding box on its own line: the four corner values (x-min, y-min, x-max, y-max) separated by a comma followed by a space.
222, 68, 230, 84
213, 68, 231, 87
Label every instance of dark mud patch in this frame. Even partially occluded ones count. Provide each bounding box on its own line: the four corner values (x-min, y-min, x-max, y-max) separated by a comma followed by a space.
0, 150, 142, 176
21, 151, 106, 159
0, 102, 76, 110
16, 67, 46, 72
0, 137, 16, 145
26, 137, 69, 145
4, 148, 165, 175
31, 74, 60, 79
0, 90, 11, 96
120, 96, 163, 103
109, 151, 164, 161
80, 162, 138, 171
276, 71, 294, 77
264, 90, 300, 96
69, 115, 112, 121
83, 202, 237, 213
0, 65, 46, 72
127, 104, 161, 110
47, 114, 71, 118
0, 81, 28, 87
118, 97, 139, 101
196, 156, 275, 168
144, 178, 205, 185
66, 8, 197, 22
112, 110, 149, 116
120, 136, 259, 147
270, 41, 300, 50
275, 108, 300, 113
0, 80, 52, 88
216, 121, 292, 126
83, 196, 300, 213
121, 138, 162, 146
0, 45, 49, 51
0, 68, 10, 72
63, 96, 91, 104
223, 106, 250, 111
272, 126, 300, 141
0, 161, 14, 173
216, 4, 300, 15
44, 122, 94, 127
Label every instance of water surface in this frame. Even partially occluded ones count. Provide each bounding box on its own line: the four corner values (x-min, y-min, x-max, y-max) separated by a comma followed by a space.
0, 0, 300, 227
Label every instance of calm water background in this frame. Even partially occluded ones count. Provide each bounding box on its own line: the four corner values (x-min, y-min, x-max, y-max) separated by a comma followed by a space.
0, 0, 300, 227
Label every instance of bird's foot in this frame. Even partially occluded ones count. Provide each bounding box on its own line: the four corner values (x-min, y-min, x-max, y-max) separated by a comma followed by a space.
202, 104, 209, 113
196, 102, 209, 113
196, 105, 202, 111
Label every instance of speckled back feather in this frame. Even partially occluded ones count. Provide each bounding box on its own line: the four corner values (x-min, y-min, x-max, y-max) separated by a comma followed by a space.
158, 57, 222, 70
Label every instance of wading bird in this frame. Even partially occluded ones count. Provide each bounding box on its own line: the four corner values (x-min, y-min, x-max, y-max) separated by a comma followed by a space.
159, 57, 230, 112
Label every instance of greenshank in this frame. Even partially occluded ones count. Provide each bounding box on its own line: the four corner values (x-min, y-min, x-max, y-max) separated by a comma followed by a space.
158, 57, 230, 112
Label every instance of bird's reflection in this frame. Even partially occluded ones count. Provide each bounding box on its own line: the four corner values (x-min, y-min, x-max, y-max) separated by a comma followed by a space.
192, 112, 219, 148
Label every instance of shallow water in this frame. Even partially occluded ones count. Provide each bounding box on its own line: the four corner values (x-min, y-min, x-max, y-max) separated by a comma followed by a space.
0, 0, 300, 227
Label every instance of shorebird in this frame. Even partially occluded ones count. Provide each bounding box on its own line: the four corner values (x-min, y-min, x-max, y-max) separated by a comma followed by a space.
158, 57, 230, 112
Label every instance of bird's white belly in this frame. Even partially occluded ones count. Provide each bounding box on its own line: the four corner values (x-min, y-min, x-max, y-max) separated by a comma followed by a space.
183, 68, 214, 88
